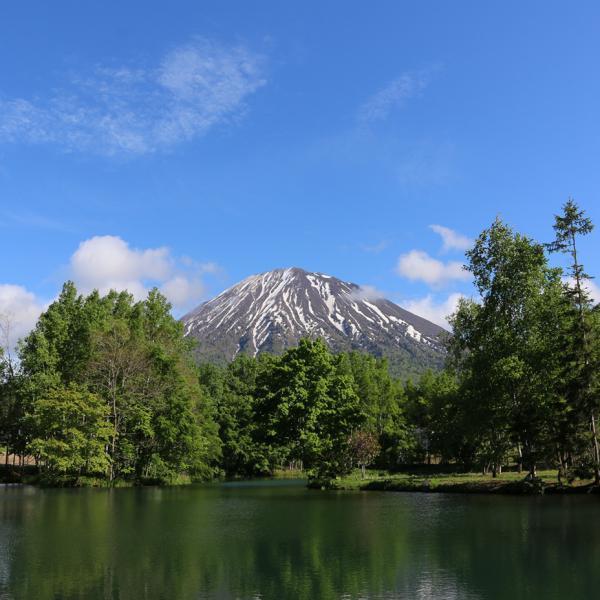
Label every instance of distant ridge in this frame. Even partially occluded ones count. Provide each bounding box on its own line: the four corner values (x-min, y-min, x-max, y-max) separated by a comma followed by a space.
182, 267, 447, 377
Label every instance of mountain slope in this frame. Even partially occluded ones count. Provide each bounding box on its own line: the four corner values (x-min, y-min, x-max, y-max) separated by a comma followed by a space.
182, 267, 447, 377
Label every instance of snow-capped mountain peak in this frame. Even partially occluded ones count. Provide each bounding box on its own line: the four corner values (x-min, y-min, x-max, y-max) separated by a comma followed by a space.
182, 267, 446, 376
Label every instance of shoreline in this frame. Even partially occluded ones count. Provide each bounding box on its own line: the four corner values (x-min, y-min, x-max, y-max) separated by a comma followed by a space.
308, 470, 600, 496
3, 465, 600, 496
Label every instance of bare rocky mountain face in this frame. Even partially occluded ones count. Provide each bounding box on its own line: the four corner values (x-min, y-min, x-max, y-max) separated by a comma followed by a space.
181, 267, 447, 377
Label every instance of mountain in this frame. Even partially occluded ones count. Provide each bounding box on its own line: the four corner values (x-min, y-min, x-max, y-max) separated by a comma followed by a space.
181, 267, 447, 377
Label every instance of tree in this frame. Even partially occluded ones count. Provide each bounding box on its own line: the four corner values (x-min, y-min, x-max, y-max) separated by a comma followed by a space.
254, 339, 364, 478
0, 313, 29, 468
87, 318, 150, 481
450, 218, 566, 477
199, 356, 271, 477
546, 199, 600, 483
348, 430, 380, 479
29, 384, 111, 479
18, 283, 221, 485
405, 370, 470, 466
342, 352, 413, 468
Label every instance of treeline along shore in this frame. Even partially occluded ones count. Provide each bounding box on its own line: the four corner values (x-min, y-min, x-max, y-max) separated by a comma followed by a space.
1, 200, 600, 494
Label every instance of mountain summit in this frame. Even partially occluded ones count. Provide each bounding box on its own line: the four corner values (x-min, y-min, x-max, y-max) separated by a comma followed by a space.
182, 267, 447, 376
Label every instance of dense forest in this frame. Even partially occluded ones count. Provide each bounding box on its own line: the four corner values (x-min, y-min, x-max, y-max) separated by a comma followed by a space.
1, 200, 599, 486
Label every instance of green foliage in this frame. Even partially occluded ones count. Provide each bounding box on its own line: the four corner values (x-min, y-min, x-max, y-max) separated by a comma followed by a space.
200, 340, 416, 480
14, 283, 221, 485
254, 339, 364, 478
199, 356, 270, 477
546, 199, 600, 481
447, 219, 570, 474
29, 384, 111, 477
439, 204, 600, 480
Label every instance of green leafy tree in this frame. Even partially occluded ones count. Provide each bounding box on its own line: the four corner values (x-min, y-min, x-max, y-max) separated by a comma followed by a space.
342, 352, 413, 468
29, 384, 111, 478
18, 283, 220, 485
254, 339, 364, 478
405, 370, 471, 466
199, 356, 270, 477
450, 219, 566, 477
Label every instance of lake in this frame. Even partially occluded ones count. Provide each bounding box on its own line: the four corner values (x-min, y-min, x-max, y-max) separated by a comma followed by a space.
0, 480, 598, 599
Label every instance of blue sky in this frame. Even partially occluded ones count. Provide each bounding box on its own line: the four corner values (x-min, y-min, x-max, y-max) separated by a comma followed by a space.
1, 1, 600, 341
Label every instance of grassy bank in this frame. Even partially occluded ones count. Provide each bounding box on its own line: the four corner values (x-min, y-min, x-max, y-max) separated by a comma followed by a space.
0, 465, 197, 487
309, 469, 600, 495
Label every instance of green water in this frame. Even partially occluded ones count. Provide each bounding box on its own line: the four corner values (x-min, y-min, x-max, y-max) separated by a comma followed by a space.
0, 480, 598, 599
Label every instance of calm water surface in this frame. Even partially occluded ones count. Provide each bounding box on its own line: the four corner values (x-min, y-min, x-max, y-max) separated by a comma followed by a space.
0, 479, 598, 599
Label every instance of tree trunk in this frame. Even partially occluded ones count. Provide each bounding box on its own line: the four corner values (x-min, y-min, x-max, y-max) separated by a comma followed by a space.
361, 464, 366, 480
109, 392, 118, 482
591, 412, 600, 485
557, 449, 564, 484
529, 463, 537, 479
517, 442, 523, 473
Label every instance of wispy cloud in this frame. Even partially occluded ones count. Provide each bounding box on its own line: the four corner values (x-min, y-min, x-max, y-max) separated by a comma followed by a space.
357, 69, 434, 125
429, 224, 472, 253
396, 141, 456, 186
0, 37, 266, 156
396, 249, 470, 287
0, 210, 74, 233
360, 239, 390, 254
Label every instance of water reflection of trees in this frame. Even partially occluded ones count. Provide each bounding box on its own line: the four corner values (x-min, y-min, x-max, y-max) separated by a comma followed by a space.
1, 486, 598, 599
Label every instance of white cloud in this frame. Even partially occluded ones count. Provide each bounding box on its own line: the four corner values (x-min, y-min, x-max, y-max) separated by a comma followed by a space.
347, 285, 386, 302
563, 277, 600, 305
396, 250, 470, 287
403, 293, 465, 330
70, 235, 210, 310
587, 280, 600, 304
160, 276, 204, 308
358, 70, 432, 124
429, 224, 472, 253
0, 236, 216, 347
0, 285, 45, 351
0, 37, 266, 156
